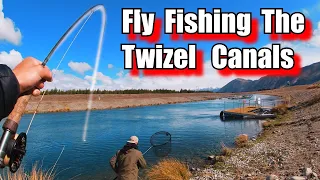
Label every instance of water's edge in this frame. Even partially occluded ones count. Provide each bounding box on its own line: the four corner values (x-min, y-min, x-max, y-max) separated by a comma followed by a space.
2, 94, 278, 179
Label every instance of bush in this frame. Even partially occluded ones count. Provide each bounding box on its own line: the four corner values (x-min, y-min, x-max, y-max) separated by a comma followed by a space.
221, 147, 232, 156
214, 156, 226, 162
235, 134, 249, 147
271, 104, 288, 115
220, 142, 232, 156
146, 158, 191, 180
262, 121, 272, 128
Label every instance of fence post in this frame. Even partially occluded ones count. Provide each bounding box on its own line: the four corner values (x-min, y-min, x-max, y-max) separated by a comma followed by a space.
243, 100, 244, 112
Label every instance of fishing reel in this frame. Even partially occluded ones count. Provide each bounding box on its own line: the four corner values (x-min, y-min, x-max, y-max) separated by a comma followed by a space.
0, 119, 27, 173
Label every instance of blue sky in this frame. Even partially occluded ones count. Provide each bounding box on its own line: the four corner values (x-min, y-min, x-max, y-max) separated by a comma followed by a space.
1, 0, 320, 90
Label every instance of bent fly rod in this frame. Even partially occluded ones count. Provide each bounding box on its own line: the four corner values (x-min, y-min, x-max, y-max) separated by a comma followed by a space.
0, 4, 106, 173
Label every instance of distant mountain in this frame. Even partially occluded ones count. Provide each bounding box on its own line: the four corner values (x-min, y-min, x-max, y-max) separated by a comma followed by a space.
218, 62, 320, 93
218, 78, 252, 93
197, 87, 221, 92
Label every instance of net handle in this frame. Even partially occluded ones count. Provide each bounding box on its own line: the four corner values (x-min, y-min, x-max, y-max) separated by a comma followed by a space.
142, 146, 153, 155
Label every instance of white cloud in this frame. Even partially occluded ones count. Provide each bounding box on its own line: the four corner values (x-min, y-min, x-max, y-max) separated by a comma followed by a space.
108, 64, 113, 69
302, 9, 309, 16
300, 1, 320, 17
0, 0, 22, 45
259, 24, 264, 33
85, 72, 113, 85
116, 70, 124, 77
45, 60, 242, 91
68, 61, 92, 74
0, 49, 23, 69
45, 69, 91, 90
306, 22, 320, 47
264, 21, 320, 67
110, 61, 253, 90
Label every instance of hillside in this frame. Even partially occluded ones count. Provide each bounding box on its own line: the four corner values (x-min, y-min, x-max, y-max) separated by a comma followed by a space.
218, 62, 320, 93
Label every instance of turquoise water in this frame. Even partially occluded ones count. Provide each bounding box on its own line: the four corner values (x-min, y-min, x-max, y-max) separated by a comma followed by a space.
1, 94, 277, 179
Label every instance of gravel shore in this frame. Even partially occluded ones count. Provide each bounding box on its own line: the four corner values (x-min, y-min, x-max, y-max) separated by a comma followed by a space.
191, 85, 320, 180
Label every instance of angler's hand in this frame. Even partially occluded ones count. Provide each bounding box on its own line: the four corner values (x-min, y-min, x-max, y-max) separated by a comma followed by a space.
13, 57, 53, 96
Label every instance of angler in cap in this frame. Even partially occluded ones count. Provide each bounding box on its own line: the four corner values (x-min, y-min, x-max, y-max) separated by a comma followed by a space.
110, 136, 147, 180
0, 57, 53, 119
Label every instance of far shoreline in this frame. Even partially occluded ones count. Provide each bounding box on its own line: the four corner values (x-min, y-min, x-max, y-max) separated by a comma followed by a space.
24, 85, 305, 114
25, 93, 234, 114
24, 96, 219, 114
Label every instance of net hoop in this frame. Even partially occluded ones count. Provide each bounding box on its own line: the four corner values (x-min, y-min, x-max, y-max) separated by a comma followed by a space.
150, 131, 172, 147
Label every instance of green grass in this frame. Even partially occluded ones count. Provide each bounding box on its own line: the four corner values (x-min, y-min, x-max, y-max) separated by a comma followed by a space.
262, 112, 292, 129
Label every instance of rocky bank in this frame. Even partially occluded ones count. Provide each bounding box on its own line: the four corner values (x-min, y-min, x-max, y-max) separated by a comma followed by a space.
191, 85, 320, 180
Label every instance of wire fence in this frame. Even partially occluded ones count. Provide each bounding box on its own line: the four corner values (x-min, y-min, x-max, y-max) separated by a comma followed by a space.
222, 97, 290, 111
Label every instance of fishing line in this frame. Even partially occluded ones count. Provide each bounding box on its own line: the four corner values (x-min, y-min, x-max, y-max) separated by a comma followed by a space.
83, 5, 106, 142
48, 145, 65, 177
26, 10, 94, 135
0, 5, 106, 173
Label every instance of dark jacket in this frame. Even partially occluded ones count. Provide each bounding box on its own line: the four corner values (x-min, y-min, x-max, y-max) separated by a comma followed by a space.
0, 65, 20, 120
110, 143, 147, 180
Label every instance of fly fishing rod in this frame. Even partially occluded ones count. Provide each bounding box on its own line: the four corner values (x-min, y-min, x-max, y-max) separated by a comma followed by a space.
0, 4, 106, 173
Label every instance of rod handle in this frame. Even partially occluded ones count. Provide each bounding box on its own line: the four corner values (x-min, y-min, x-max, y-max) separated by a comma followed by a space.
4, 95, 31, 132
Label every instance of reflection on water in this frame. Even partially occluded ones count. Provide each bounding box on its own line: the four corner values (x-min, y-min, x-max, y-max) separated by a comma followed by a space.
0, 94, 276, 179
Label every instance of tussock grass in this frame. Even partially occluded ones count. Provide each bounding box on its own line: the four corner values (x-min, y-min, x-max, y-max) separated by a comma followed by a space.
220, 142, 232, 156
0, 146, 65, 180
235, 134, 248, 148
271, 104, 288, 115
262, 113, 292, 129
0, 163, 54, 180
221, 147, 232, 156
262, 121, 272, 128
146, 158, 191, 180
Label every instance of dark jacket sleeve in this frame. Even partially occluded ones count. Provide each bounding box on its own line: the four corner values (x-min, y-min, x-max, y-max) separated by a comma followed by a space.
137, 151, 147, 169
0, 64, 20, 120
109, 150, 119, 173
